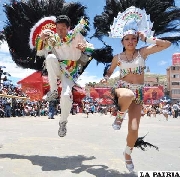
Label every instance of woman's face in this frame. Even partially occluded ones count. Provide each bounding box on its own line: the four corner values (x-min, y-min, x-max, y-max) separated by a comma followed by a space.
122, 34, 138, 50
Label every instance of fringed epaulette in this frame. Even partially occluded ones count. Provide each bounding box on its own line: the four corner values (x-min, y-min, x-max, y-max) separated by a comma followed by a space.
134, 133, 159, 151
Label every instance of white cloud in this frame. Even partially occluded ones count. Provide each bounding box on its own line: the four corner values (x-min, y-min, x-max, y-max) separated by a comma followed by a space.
76, 70, 120, 87
158, 60, 168, 66
0, 58, 35, 79
76, 71, 101, 87
0, 42, 35, 80
110, 70, 119, 78
0, 41, 9, 53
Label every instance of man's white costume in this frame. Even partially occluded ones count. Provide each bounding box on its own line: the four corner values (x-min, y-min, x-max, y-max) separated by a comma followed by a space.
29, 16, 94, 136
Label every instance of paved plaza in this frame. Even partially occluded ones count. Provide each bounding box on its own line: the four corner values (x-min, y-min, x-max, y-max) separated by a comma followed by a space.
0, 113, 180, 177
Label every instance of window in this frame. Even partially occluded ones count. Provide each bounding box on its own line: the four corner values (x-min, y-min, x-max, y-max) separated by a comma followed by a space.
172, 66, 180, 70
172, 89, 180, 94
172, 74, 179, 78
172, 82, 180, 85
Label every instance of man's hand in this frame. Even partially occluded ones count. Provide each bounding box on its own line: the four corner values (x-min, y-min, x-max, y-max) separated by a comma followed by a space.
76, 43, 86, 52
40, 29, 54, 40
40, 33, 49, 40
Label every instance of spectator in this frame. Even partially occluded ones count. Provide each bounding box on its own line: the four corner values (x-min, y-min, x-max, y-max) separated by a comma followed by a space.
172, 102, 179, 118
48, 99, 57, 119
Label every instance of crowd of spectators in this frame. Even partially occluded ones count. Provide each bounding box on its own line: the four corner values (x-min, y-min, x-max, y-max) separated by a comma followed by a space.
0, 96, 62, 118
142, 102, 180, 119
0, 79, 109, 118
0, 78, 62, 118
2, 74, 179, 120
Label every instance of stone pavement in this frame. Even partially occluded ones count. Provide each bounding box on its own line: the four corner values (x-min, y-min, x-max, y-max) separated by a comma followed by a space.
0, 113, 180, 177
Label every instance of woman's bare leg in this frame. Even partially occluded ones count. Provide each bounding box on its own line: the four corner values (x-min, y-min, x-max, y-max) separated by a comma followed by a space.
113, 88, 134, 129
125, 101, 142, 164
116, 88, 134, 111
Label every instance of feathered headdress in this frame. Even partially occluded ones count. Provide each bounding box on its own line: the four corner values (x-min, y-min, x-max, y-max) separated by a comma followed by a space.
109, 6, 154, 38
93, 0, 180, 44
2, 0, 89, 71
91, 0, 180, 64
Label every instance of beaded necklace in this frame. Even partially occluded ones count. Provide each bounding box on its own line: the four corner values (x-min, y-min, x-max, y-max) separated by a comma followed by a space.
125, 50, 136, 62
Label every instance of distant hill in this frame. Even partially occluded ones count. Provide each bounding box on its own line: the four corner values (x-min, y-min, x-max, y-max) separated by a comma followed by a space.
144, 73, 167, 82
87, 72, 167, 87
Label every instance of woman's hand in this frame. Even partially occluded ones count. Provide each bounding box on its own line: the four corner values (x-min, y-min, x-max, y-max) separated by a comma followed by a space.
138, 31, 146, 42
100, 76, 109, 84
100, 78, 107, 83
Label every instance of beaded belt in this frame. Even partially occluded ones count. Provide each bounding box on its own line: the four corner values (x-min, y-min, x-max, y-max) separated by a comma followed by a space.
114, 80, 144, 105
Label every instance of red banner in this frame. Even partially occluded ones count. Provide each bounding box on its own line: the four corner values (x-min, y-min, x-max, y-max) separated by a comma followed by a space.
143, 86, 164, 105
21, 83, 43, 101
94, 87, 111, 98
94, 87, 113, 105
94, 86, 164, 105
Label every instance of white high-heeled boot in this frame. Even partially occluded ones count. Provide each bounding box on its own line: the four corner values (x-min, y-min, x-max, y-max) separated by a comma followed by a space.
123, 146, 134, 172
112, 110, 127, 130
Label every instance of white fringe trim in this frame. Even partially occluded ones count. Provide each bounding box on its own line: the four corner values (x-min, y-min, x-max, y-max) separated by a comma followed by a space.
29, 16, 56, 49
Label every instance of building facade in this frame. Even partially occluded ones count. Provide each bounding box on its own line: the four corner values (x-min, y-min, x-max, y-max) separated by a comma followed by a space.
166, 53, 180, 101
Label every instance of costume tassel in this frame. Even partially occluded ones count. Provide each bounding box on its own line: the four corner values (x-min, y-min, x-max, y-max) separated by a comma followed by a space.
134, 133, 159, 151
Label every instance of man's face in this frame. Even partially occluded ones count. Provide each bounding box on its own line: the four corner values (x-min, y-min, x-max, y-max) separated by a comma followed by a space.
56, 23, 70, 38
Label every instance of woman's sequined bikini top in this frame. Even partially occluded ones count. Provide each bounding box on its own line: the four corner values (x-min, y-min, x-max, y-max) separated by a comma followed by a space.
118, 50, 146, 78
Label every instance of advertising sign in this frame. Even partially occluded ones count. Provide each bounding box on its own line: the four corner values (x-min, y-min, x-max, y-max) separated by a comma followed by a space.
172, 53, 180, 65
143, 86, 164, 105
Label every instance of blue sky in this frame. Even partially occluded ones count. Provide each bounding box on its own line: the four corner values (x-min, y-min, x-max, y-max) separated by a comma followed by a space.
0, 0, 180, 86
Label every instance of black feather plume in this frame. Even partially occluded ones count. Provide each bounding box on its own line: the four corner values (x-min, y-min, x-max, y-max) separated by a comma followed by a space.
2, 0, 89, 71
103, 63, 111, 77
92, 45, 113, 64
134, 133, 159, 151
93, 0, 180, 44
0, 31, 5, 44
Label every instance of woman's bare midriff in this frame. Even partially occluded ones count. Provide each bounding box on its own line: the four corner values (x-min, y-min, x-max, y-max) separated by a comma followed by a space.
120, 73, 144, 84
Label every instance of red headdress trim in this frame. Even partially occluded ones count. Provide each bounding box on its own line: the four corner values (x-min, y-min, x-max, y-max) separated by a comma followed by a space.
29, 16, 56, 49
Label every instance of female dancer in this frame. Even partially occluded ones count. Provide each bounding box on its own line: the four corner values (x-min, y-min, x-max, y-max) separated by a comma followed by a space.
102, 6, 171, 172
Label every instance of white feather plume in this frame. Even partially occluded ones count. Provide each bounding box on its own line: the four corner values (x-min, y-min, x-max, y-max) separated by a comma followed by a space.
109, 6, 154, 38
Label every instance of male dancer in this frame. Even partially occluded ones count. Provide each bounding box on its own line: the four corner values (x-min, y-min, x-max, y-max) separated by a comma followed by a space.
39, 15, 93, 137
